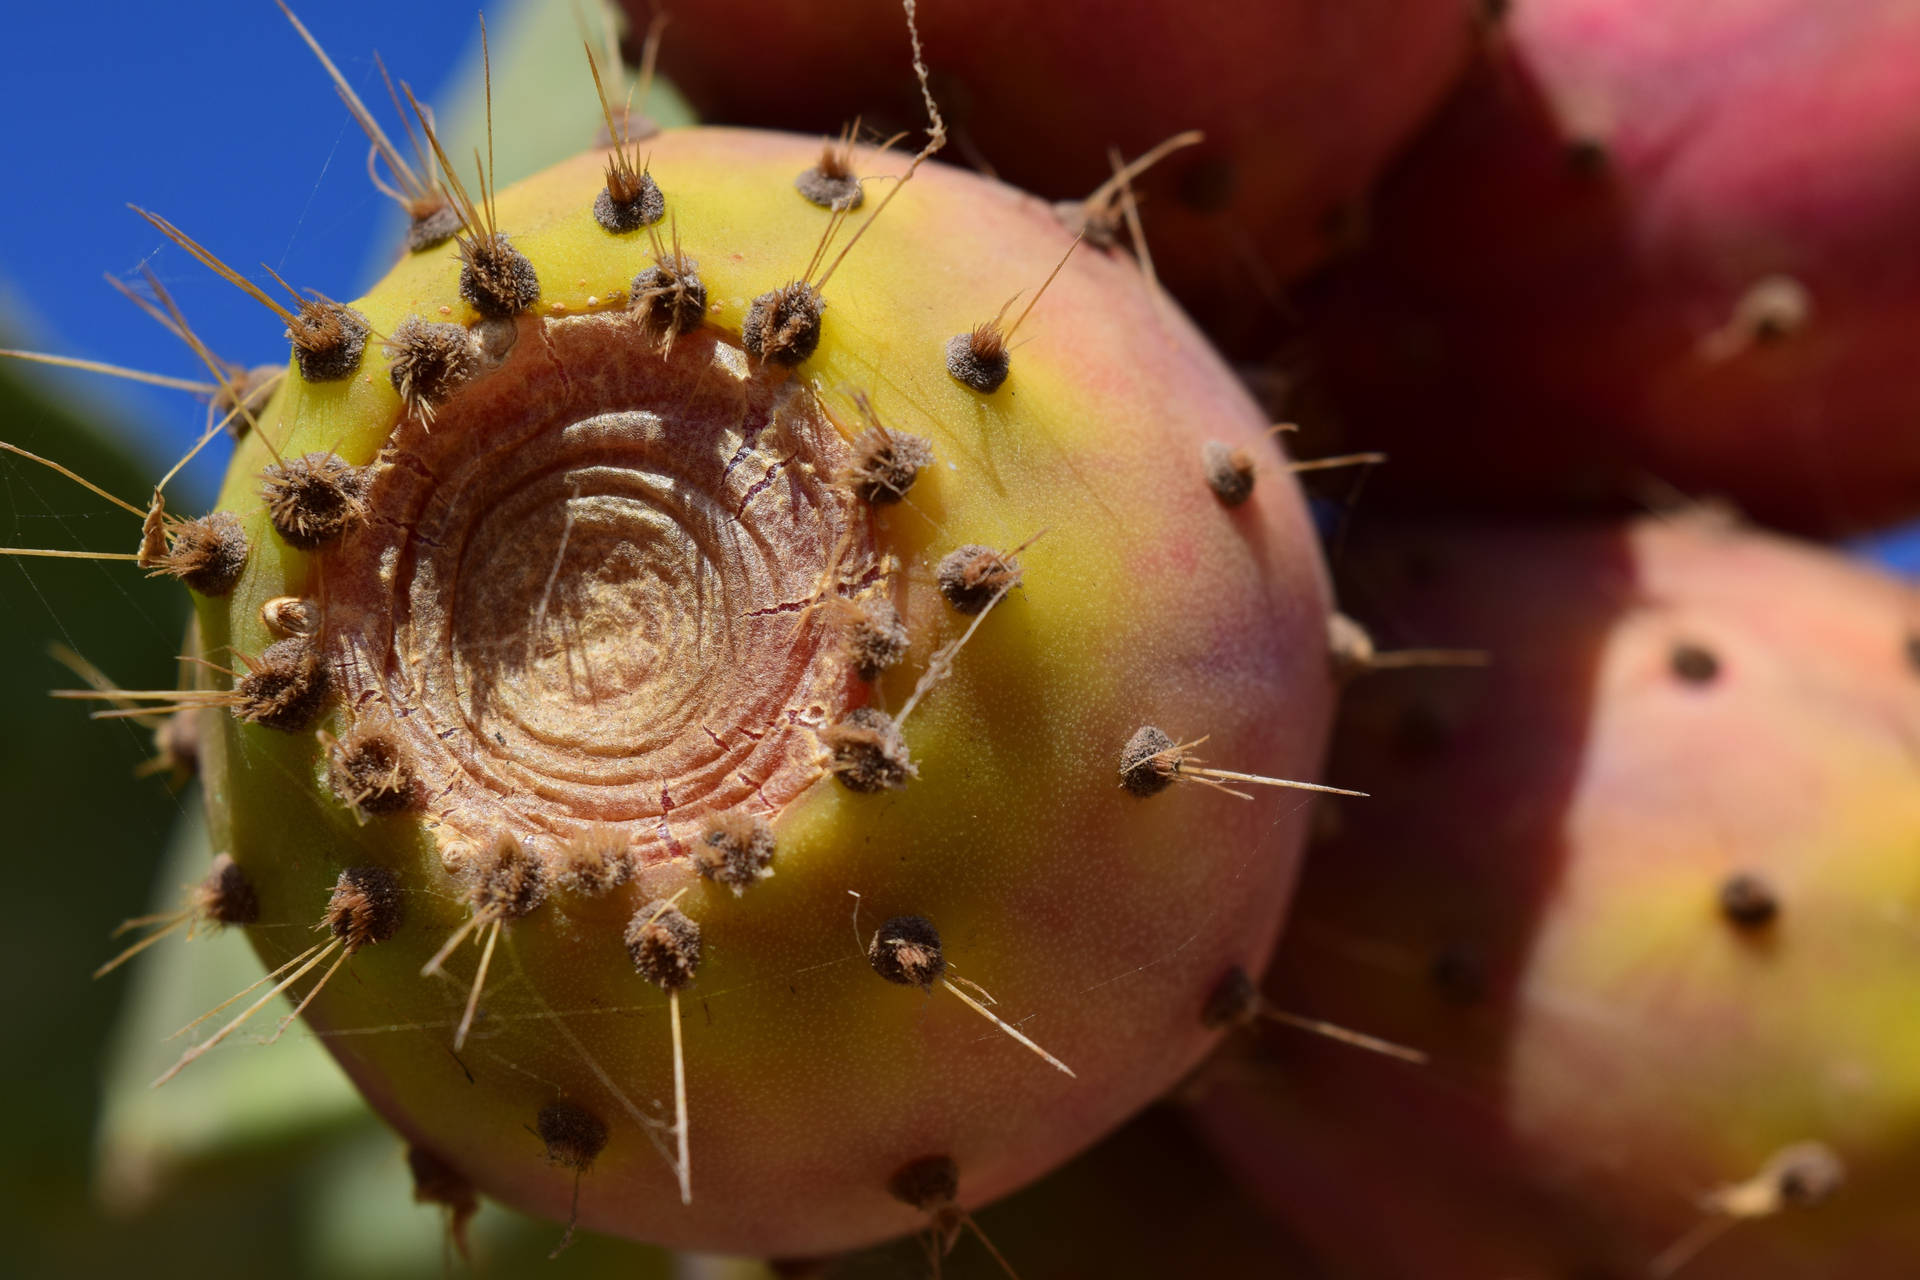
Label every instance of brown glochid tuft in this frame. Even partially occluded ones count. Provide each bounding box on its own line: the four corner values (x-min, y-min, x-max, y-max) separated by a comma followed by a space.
868, 914, 946, 990
458, 233, 541, 318
593, 169, 666, 233
625, 899, 703, 991
795, 138, 864, 211
237, 636, 330, 733
327, 724, 415, 815
469, 832, 549, 919
837, 596, 910, 681
149, 510, 249, 597
937, 544, 1022, 615
288, 301, 371, 382
693, 811, 776, 895
153, 708, 201, 781
632, 255, 708, 337
1718, 871, 1780, 929
386, 316, 479, 421
554, 824, 633, 897
845, 427, 933, 505
1904, 632, 1920, 676
262, 595, 319, 638
1670, 641, 1721, 685
195, 853, 261, 927
327, 865, 404, 949
405, 1144, 479, 1258
887, 1153, 959, 1210
210, 364, 283, 436
1201, 440, 1256, 507
1200, 965, 1260, 1030
407, 204, 464, 253
944, 326, 1010, 394
822, 706, 916, 792
1118, 724, 1180, 797
261, 452, 371, 550
537, 1101, 610, 1172
742, 282, 824, 366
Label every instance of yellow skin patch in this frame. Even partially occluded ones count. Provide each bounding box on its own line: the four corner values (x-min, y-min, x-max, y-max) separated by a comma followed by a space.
194, 128, 1333, 1254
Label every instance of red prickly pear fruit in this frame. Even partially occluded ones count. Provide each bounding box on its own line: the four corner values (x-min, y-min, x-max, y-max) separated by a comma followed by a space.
1194, 515, 1920, 1279
1302, 0, 1920, 535
125, 111, 1341, 1254
640, 0, 1480, 355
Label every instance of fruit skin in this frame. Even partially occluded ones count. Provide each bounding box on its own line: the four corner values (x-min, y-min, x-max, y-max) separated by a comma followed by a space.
640, 0, 1478, 356
1195, 516, 1920, 1278
195, 128, 1334, 1255
1302, 0, 1920, 534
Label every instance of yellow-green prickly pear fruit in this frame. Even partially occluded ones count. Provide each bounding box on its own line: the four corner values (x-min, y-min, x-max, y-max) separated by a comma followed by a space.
153, 108, 1340, 1255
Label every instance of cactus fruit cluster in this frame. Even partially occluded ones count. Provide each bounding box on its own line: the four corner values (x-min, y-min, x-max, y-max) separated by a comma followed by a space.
6, 1, 1920, 1275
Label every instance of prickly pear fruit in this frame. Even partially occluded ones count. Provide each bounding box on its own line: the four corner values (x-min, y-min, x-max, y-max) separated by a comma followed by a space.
142, 118, 1337, 1257
1195, 516, 1920, 1278
644, 0, 1478, 355
1302, 0, 1920, 534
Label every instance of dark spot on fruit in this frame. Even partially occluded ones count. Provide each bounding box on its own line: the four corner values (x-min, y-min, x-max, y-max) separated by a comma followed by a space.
1718, 872, 1779, 929
407, 203, 463, 253
845, 427, 933, 504
743, 282, 824, 366
1201, 965, 1260, 1030
537, 1101, 610, 1171
822, 707, 916, 792
1772, 1142, 1845, 1207
626, 899, 703, 990
288, 301, 371, 382
1317, 200, 1370, 253
327, 865, 404, 949
887, 1153, 959, 1210
945, 326, 1009, 393
261, 452, 370, 550
327, 725, 415, 815
386, 316, 479, 420
1428, 946, 1487, 1005
1118, 725, 1179, 797
593, 170, 666, 234
1564, 137, 1610, 176
1903, 632, 1920, 675
237, 636, 329, 733
406, 1144, 478, 1259
1202, 440, 1255, 506
795, 146, 864, 211
1176, 152, 1237, 214
1671, 641, 1720, 684
936, 544, 1021, 614
150, 510, 249, 596
632, 254, 708, 337
1392, 702, 1452, 758
868, 915, 946, 989
838, 596, 910, 681
195, 853, 259, 927
459, 233, 541, 318
469, 832, 549, 919
693, 811, 776, 895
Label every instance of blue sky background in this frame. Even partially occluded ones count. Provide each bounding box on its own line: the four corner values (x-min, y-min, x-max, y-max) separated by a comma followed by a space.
0, 2, 489, 502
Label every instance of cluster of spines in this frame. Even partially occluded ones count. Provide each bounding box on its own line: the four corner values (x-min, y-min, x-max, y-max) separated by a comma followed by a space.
9, 1, 1444, 1259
